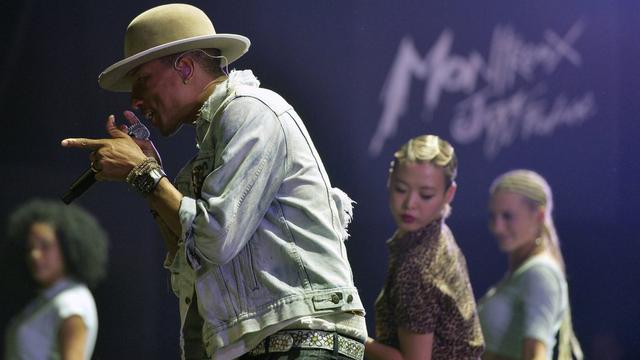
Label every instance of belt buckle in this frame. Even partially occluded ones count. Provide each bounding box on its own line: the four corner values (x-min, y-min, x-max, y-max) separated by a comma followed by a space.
267, 333, 294, 353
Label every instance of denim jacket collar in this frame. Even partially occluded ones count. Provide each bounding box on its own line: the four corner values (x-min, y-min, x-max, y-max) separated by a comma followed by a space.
195, 70, 261, 148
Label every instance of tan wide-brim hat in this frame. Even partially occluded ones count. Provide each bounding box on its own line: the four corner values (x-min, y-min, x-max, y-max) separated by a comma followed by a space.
98, 3, 250, 92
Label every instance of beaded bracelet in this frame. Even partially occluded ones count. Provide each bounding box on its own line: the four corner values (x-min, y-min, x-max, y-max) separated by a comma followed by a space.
126, 157, 166, 195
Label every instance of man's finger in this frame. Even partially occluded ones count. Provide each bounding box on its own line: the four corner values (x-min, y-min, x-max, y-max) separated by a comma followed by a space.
61, 138, 106, 149
106, 114, 128, 138
123, 110, 142, 125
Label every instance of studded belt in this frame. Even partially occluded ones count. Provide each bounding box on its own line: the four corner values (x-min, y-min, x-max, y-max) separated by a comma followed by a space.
248, 329, 365, 360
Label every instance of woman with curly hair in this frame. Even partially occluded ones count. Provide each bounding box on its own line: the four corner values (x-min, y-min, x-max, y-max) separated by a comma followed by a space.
365, 135, 484, 360
3, 199, 108, 360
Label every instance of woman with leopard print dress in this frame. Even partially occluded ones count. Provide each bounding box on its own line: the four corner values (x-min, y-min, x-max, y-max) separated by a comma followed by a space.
364, 135, 484, 360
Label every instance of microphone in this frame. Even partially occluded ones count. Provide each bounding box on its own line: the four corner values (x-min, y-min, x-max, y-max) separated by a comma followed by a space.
61, 121, 151, 204
61, 168, 97, 205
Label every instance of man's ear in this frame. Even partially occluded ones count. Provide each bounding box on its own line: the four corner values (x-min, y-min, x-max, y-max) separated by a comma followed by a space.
181, 66, 191, 79
175, 56, 195, 82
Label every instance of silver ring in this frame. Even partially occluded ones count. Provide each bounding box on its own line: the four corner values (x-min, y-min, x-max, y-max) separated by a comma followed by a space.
90, 161, 101, 173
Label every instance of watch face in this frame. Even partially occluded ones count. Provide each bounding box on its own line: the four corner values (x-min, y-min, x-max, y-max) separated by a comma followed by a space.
143, 174, 155, 193
135, 174, 150, 193
135, 169, 156, 193
132, 164, 166, 195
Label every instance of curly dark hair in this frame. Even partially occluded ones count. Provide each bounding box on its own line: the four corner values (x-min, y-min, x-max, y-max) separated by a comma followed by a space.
4, 199, 109, 289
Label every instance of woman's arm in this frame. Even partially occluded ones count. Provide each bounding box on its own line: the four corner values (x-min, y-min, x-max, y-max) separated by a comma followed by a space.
58, 315, 87, 360
481, 338, 546, 360
365, 337, 403, 360
519, 264, 564, 360
522, 338, 547, 360
365, 328, 433, 360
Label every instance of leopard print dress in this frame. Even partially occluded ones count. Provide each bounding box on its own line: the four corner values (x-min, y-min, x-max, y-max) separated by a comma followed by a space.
374, 220, 484, 359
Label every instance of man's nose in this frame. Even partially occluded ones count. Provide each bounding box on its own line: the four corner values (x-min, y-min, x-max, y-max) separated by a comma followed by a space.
130, 86, 144, 109
131, 95, 143, 110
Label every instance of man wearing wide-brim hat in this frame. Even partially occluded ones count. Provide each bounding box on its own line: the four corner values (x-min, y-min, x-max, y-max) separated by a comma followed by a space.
62, 3, 366, 360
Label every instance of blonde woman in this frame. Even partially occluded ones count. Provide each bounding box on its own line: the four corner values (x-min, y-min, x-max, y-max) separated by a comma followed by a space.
478, 170, 582, 360
365, 135, 484, 360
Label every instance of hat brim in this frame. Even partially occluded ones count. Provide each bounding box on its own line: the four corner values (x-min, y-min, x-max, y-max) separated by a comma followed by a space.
98, 34, 250, 92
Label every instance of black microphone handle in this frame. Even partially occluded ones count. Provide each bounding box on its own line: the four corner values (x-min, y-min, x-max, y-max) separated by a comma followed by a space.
61, 168, 96, 204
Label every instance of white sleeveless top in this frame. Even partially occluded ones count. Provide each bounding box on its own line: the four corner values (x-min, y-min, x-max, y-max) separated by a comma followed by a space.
4, 278, 98, 360
478, 253, 567, 359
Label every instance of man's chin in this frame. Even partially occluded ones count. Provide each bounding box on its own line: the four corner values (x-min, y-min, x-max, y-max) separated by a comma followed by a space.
498, 242, 513, 253
160, 123, 184, 137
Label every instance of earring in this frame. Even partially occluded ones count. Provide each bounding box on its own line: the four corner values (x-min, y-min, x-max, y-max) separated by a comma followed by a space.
535, 237, 543, 246
183, 79, 190, 85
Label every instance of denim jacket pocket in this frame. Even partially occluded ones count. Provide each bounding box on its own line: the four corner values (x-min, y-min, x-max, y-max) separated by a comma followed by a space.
167, 245, 191, 295
174, 169, 192, 198
195, 268, 236, 328
312, 291, 347, 310
189, 150, 215, 198
239, 241, 259, 292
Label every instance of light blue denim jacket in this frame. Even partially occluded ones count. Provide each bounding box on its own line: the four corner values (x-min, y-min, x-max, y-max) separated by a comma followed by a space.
165, 70, 364, 356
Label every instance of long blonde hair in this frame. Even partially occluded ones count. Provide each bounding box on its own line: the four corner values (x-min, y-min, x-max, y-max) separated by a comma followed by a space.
390, 135, 458, 217
490, 170, 564, 271
490, 169, 583, 360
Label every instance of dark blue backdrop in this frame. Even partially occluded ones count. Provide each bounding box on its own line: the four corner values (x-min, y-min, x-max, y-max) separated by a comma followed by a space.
1, 1, 638, 358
